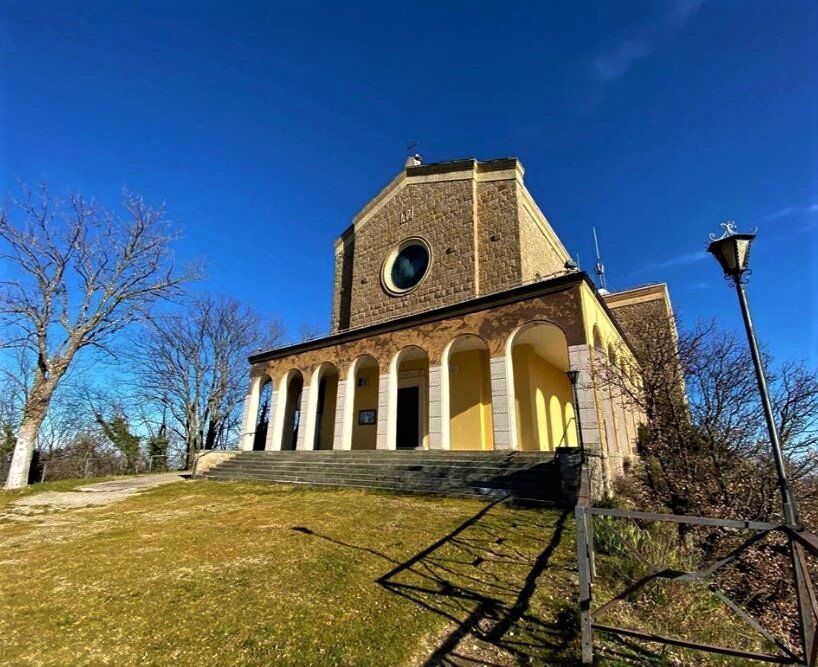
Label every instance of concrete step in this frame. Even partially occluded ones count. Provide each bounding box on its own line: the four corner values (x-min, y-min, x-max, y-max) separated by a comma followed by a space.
219, 455, 553, 467
201, 449, 563, 503
204, 470, 558, 494
205, 468, 555, 486
210, 463, 554, 478
222, 450, 552, 458
212, 460, 553, 473
204, 473, 557, 502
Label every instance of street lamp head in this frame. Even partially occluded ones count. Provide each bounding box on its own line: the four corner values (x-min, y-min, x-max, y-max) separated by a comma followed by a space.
566, 370, 580, 386
707, 221, 756, 285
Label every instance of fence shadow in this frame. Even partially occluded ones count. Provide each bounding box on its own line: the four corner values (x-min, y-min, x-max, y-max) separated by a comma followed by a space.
295, 498, 577, 665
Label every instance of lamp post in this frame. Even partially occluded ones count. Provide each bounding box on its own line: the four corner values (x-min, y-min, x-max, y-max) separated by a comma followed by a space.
707, 222, 798, 526
566, 370, 586, 463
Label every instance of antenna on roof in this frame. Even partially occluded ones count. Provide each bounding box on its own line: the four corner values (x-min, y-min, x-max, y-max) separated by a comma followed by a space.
592, 227, 607, 291
405, 140, 422, 167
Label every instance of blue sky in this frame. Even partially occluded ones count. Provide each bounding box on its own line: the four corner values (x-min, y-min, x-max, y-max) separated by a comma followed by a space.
1, 0, 816, 363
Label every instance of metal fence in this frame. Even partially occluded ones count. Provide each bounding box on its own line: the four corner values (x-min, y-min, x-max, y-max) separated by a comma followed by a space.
575, 468, 818, 665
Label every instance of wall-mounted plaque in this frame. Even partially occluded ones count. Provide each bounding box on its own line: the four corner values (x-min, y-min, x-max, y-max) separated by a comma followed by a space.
358, 409, 377, 425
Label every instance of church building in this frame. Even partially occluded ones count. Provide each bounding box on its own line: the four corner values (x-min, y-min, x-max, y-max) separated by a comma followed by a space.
238, 156, 673, 487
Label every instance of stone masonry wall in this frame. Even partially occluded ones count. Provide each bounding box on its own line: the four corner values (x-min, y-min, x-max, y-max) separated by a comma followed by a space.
518, 193, 569, 283
605, 295, 675, 369
330, 159, 575, 333
476, 179, 521, 295
331, 233, 354, 332
344, 179, 477, 330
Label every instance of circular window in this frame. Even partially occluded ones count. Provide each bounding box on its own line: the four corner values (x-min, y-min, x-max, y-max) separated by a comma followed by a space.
382, 238, 431, 295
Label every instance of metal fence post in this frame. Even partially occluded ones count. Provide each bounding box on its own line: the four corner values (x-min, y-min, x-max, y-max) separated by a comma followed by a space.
791, 539, 817, 666
576, 503, 594, 664
586, 513, 596, 581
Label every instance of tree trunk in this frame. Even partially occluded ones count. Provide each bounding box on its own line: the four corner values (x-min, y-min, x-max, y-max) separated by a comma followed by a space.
4, 364, 63, 490
4, 406, 48, 490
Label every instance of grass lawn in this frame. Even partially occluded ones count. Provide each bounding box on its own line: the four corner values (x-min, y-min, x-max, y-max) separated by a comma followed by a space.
0, 480, 579, 666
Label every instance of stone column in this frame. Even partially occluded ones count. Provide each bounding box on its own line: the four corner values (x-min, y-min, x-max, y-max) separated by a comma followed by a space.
601, 382, 621, 477
570, 344, 611, 498
376, 372, 390, 450
269, 376, 289, 452
427, 365, 442, 450
616, 391, 633, 458
263, 384, 278, 450
490, 356, 513, 450
333, 379, 347, 450
341, 371, 358, 451
238, 377, 260, 451
295, 386, 311, 451
301, 371, 322, 453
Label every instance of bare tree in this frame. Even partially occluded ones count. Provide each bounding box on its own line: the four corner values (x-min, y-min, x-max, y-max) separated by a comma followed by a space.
0, 185, 196, 488
602, 316, 818, 643
603, 316, 818, 522
131, 295, 283, 468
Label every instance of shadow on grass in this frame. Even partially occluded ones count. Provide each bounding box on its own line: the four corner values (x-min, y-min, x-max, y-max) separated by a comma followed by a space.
293, 500, 579, 665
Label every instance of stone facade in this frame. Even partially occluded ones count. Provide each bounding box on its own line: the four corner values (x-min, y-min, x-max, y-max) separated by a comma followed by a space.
331, 158, 572, 332
602, 284, 676, 368
240, 157, 674, 493
518, 192, 570, 283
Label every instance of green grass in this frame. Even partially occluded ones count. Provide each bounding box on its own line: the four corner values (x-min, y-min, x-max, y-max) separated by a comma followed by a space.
2, 478, 784, 665
589, 515, 787, 665
0, 480, 579, 666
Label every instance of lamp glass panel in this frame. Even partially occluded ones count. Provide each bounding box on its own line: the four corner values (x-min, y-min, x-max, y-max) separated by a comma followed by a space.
723, 239, 740, 272
735, 238, 751, 272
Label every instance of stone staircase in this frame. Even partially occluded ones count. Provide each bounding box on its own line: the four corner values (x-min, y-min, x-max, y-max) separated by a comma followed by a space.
200, 450, 561, 503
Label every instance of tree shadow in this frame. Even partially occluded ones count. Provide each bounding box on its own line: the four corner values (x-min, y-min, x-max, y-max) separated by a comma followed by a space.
292, 499, 579, 665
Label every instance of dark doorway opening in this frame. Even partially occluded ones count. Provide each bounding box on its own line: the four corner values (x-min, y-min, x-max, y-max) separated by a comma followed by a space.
397, 386, 420, 449
253, 380, 273, 451
282, 372, 303, 451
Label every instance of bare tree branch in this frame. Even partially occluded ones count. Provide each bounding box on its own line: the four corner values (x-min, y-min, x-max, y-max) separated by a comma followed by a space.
0, 184, 198, 488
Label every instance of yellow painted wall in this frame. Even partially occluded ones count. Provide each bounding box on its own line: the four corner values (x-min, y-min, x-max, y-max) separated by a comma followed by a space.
317, 375, 338, 450
449, 349, 494, 450
400, 358, 427, 373
563, 402, 578, 446
512, 344, 574, 451
351, 367, 378, 450
579, 283, 643, 454
580, 283, 626, 355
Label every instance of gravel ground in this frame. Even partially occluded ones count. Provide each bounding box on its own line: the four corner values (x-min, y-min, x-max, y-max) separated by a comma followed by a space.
2, 472, 188, 519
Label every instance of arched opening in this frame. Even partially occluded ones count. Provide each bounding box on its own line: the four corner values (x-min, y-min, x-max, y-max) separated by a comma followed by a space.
390, 346, 429, 449
252, 377, 273, 450
280, 370, 304, 451
507, 321, 571, 451
349, 355, 379, 450
441, 334, 494, 450
444, 335, 493, 451
309, 363, 339, 450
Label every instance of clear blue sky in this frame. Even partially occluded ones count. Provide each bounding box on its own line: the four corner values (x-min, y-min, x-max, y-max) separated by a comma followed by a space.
1, 1, 816, 363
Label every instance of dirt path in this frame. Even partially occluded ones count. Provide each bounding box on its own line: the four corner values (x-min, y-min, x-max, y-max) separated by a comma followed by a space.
2, 473, 188, 522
